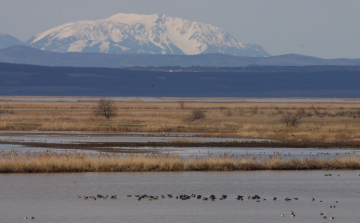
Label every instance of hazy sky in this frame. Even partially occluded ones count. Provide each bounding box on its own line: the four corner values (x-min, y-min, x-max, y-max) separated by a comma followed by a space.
0, 0, 359, 59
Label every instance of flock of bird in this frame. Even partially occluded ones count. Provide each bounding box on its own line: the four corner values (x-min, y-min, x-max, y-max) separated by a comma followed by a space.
78, 192, 339, 220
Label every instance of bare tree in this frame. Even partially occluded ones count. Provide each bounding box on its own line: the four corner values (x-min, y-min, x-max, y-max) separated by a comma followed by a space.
190, 109, 205, 122
282, 111, 300, 127
95, 99, 117, 120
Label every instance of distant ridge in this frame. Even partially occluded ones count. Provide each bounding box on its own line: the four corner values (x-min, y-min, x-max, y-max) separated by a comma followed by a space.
0, 34, 26, 49
1, 45, 360, 68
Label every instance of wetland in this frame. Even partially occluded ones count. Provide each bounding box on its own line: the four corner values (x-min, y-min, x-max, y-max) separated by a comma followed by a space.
1, 97, 360, 222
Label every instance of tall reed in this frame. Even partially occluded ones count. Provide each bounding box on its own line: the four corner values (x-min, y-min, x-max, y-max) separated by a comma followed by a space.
1, 150, 359, 173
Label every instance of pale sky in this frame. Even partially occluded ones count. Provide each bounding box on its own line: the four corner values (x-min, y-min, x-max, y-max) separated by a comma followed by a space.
0, 0, 359, 59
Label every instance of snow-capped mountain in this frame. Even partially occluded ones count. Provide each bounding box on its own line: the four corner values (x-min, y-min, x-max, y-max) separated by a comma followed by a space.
27, 13, 269, 57
0, 33, 25, 49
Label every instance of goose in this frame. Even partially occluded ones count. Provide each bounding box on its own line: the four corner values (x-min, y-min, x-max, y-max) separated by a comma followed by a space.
330, 217, 334, 219
24, 217, 27, 219
280, 214, 284, 217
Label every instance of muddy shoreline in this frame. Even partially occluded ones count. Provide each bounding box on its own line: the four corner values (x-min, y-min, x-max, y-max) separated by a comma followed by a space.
1, 140, 360, 151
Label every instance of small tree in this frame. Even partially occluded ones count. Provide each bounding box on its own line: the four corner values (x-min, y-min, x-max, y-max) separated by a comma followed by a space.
95, 99, 117, 120
282, 111, 300, 127
191, 109, 205, 121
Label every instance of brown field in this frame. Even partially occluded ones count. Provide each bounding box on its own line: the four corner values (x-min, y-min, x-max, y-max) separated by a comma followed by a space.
1, 150, 359, 173
0, 99, 360, 143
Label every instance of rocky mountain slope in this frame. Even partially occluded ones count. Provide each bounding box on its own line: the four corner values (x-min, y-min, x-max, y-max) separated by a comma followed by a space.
27, 13, 269, 57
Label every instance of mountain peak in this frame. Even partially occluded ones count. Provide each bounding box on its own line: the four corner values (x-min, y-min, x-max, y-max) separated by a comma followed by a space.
105, 13, 163, 24
27, 13, 270, 57
0, 33, 25, 49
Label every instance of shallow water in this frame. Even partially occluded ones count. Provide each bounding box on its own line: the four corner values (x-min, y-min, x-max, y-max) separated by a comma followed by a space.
0, 96, 359, 103
0, 130, 267, 145
165, 147, 359, 158
0, 171, 359, 223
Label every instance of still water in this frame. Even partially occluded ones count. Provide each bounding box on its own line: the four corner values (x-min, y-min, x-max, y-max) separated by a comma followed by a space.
0, 171, 359, 223
0, 96, 359, 103
0, 130, 266, 144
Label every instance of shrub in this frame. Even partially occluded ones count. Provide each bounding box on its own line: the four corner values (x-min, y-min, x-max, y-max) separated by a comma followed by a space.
190, 109, 205, 122
282, 111, 300, 127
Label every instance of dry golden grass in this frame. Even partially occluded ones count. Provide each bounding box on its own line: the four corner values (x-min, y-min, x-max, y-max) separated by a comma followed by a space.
1, 99, 360, 142
1, 150, 359, 173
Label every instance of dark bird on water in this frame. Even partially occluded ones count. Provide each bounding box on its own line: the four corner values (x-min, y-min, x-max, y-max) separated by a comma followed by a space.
152, 85, 156, 87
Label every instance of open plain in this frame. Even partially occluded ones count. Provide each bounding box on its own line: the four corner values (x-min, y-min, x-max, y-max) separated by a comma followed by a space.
1, 98, 360, 143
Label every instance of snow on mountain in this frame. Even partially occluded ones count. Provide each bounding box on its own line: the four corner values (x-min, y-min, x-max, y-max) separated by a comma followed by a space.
0, 33, 25, 49
27, 13, 270, 57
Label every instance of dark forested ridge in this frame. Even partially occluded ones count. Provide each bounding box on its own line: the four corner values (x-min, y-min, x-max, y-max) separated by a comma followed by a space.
0, 62, 359, 97
1, 46, 360, 68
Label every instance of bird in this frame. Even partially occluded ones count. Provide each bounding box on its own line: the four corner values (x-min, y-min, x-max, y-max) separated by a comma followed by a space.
281, 214, 284, 217
152, 85, 156, 87
24, 217, 27, 219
